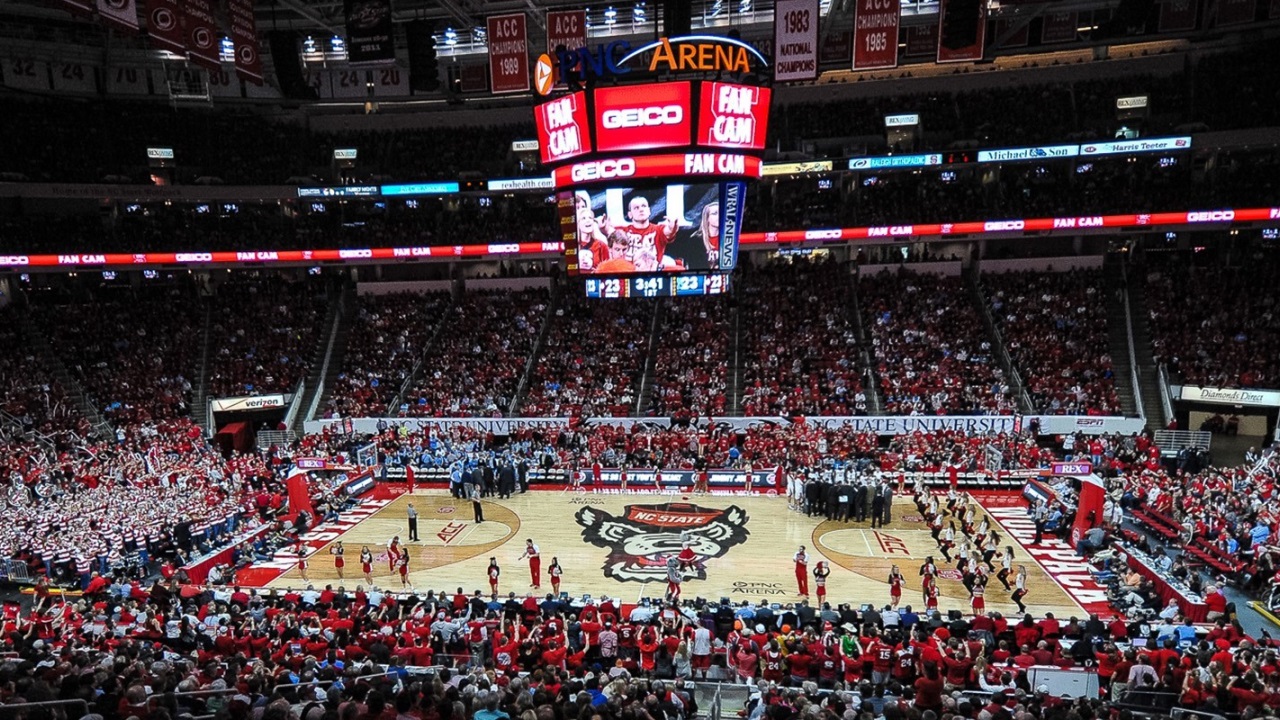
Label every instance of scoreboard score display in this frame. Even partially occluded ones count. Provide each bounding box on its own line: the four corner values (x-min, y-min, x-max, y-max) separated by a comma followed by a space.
534, 37, 771, 299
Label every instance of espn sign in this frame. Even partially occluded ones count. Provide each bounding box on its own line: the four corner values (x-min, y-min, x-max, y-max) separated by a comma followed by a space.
697, 82, 771, 150
593, 82, 692, 153
534, 91, 589, 164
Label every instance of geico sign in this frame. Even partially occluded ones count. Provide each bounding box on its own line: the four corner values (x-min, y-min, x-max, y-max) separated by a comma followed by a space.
570, 159, 636, 182
1186, 210, 1235, 222
601, 105, 683, 129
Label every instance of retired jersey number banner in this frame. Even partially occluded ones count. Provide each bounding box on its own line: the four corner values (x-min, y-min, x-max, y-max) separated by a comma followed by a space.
773, 0, 819, 81
936, 0, 987, 63
854, 0, 900, 70
488, 13, 530, 94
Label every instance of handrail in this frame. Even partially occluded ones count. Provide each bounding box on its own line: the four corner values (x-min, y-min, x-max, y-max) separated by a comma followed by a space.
509, 290, 558, 416
305, 293, 346, 423
0, 699, 90, 717
1157, 363, 1175, 425
390, 297, 455, 416
634, 299, 665, 417
1121, 267, 1147, 421
284, 379, 306, 430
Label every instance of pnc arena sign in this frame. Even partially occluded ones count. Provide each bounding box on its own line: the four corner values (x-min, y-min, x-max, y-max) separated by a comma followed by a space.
535, 35, 770, 95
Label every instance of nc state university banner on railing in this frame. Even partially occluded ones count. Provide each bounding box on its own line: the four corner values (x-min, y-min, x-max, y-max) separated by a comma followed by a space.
97, 0, 139, 32
183, 0, 222, 71
145, 0, 186, 56
226, 0, 263, 84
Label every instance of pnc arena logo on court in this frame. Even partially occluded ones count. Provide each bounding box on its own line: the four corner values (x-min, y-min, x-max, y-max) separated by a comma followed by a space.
575, 503, 750, 583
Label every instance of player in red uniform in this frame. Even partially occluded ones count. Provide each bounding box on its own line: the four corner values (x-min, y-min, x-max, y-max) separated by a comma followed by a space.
487, 557, 501, 596
518, 539, 541, 588
330, 541, 345, 580
794, 546, 810, 597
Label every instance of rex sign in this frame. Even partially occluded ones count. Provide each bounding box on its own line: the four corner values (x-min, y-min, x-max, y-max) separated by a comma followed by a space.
592, 82, 693, 153
697, 82, 772, 150
854, 0, 900, 70
534, 91, 589, 164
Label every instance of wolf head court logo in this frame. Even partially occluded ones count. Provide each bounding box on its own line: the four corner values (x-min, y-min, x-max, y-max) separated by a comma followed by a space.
576, 503, 750, 583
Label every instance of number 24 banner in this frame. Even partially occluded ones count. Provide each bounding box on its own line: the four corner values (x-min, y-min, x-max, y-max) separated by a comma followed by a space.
773, 0, 819, 82
854, 0, 900, 70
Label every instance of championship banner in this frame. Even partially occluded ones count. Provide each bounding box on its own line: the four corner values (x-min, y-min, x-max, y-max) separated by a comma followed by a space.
853, 0, 900, 70
1040, 11, 1078, 43
97, 0, 139, 32
994, 18, 1029, 48
226, 0, 263, 84
904, 24, 938, 57
546, 9, 586, 54
774, 0, 819, 81
145, 0, 186, 56
818, 28, 852, 65
345, 0, 396, 63
1215, 0, 1256, 25
1158, 0, 1199, 31
937, 0, 987, 63
488, 13, 530, 94
182, 0, 222, 71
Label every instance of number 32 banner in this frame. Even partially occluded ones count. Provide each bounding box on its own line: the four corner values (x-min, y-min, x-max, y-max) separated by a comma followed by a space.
773, 0, 819, 82
854, 0, 900, 70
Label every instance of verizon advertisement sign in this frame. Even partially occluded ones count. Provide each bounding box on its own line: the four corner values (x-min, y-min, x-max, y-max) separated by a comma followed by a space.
487, 13, 530, 94
211, 394, 288, 413
593, 82, 693, 153
697, 82, 771, 150
1179, 385, 1280, 407
773, 0, 819, 81
553, 153, 762, 187
534, 92, 589, 164
854, 0, 900, 69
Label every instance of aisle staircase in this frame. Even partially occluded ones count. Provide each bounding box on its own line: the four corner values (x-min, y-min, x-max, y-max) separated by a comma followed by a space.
16, 308, 113, 438
293, 284, 356, 433
386, 295, 458, 415
1102, 259, 1142, 417
191, 306, 214, 434
508, 284, 562, 415
728, 285, 745, 415
964, 268, 1034, 414
1128, 265, 1172, 427
849, 268, 885, 415
633, 299, 666, 416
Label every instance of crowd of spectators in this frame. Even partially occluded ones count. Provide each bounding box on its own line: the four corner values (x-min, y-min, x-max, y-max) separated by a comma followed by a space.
738, 258, 867, 416
860, 271, 1014, 416
1146, 262, 1280, 388
322, 292, 453, 419
984, 271, 1120, 415
519, 294, 653, 418
399, 290, 550, 417
0, 306, 89, 443
208, 281, 329, 398
31, 288, 203, 424
648, 297, 732, 419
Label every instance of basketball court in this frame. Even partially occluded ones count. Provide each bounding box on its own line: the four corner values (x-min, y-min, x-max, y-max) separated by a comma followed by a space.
246, 488, 1095, 619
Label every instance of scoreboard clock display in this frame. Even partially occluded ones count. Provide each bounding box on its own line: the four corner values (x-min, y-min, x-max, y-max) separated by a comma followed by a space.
585, 273, 728, 298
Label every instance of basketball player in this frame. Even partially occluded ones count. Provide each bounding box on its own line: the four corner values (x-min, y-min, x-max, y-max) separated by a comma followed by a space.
888, 565, 903, 609
360, 545, 374, 586
330, 541, 345, 580
793, 546, 810, 597
1012, 565, 1028, 613
518, 539, 541, 589
813, 561, 830, 606
549, 557, 563, 596
488, 557, 501, 596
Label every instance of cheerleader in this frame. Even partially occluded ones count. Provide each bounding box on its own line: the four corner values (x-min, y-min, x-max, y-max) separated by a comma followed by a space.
940, 521, 956, 562
397, 548, 412, 589
962, 503, 978, 537
360, 546, 374, 585
971, 574, 987, 616
925, 577, 940, 613
549, 557, 563, 596
619, 463, 628, 493
813, 561, 830, 605
888, 565, 903, 609
487, 557, 500, 596
330, 541, 346, 580
677, 533, 698, 573
665, 555, 683, 602
997, 547, 1014, 590
945, 487, 961, 514
919, 556, 938, 602
982, 533, 1000, 572
694, 467, 709, 495
956, 540, 971, 574
974, 518, 990, 547
1012, 565, 1028, 613
654, 467, 664, 493
296, 542, 309, 583
387, 535, 402, 572
743, 460, 754, 493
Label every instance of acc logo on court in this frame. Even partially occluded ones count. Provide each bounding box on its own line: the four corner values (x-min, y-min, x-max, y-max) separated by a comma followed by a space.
576, 503, 750, 583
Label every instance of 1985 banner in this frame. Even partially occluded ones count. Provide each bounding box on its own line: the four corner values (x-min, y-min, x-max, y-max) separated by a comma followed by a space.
854, 0, 900, 70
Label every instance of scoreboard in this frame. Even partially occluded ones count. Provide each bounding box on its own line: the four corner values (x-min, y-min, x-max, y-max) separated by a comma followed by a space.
584, 273, 729, 299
